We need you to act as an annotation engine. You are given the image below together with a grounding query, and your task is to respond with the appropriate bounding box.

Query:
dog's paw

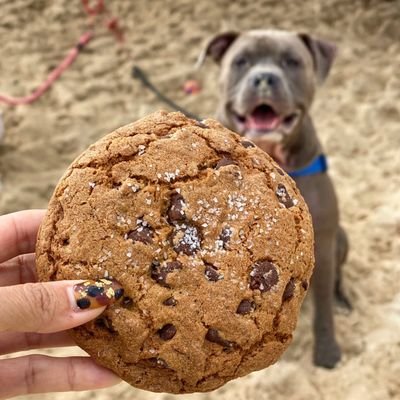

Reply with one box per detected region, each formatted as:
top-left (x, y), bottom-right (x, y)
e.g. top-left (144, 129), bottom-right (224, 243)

top-left (313, 340), bottom-right (341, 369)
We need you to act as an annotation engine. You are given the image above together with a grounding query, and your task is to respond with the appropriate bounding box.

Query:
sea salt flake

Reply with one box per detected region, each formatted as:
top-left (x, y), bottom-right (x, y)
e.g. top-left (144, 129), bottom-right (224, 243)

top-left (164, 172), bottom-right (177, 182)
top-left (88, 182), bottom-right (96, 188)
top-left (215, 239), bottom-right (224, 249)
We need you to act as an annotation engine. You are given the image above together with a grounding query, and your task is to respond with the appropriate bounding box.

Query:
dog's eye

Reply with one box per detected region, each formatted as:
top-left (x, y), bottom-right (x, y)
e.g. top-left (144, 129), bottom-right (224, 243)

top-left (283, 55), bottom-right (301, 68)
top-left (233, 56), bottom-right (249, 68)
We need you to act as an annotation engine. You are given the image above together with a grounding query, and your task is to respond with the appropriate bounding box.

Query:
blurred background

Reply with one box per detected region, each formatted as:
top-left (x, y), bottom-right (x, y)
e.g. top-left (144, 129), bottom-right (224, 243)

top-left (0, 0), bottom-right (399, 399)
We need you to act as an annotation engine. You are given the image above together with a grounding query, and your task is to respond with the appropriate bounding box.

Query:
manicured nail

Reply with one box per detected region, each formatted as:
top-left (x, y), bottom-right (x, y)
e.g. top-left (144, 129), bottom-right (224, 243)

top-left (73, 278), bottom-right (124, 310)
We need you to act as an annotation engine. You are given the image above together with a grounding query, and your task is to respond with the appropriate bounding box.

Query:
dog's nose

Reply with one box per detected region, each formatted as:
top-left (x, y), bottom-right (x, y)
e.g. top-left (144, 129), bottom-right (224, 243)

top-left (253, 73), bottom-right (279, 89)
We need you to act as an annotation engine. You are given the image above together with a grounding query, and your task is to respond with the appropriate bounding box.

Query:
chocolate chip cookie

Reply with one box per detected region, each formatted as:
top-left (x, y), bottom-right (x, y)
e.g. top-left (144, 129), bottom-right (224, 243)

top-left (36, 111), bottom-right (314, 393)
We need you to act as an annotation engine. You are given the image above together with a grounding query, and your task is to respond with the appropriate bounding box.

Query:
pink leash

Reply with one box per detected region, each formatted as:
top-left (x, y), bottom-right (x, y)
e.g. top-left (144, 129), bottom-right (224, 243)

top-left (0, 32), bottom-right (93, 106)
top-left (0, 0), bottom-right (123, 106)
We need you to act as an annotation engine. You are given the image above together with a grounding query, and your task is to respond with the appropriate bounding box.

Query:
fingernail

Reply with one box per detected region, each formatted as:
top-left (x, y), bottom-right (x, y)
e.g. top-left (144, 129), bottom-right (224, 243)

top-left (72, 278), bottom-right (124, 310)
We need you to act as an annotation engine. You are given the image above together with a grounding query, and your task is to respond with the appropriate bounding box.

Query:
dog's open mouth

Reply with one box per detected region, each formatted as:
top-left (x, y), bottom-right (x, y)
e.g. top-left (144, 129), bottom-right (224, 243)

top-left (234, 104), bottom-right (301, 134)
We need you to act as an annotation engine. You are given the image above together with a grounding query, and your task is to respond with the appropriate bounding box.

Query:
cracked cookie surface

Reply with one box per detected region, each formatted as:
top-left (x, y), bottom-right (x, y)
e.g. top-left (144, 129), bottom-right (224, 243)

top-left (36, 111), bottom-right (314, 394)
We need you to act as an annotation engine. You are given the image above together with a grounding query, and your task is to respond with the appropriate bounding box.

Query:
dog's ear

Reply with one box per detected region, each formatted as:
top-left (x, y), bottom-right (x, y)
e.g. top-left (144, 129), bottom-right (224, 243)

top-left (196, 31), bottom-right (240, 68)
top-left (298, 33), bottom-right (337, 84)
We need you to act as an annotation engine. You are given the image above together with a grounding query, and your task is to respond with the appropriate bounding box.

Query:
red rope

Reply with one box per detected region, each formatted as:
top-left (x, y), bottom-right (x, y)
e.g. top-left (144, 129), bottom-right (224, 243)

top-left (0, 0), bottom-right (122, 106)
top-left (0, 32), bottom-right (93, 106)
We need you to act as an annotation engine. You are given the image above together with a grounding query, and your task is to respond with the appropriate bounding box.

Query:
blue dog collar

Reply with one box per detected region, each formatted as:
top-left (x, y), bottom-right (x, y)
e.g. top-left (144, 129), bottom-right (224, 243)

top-left (288, 154), bottom-right (328, 178)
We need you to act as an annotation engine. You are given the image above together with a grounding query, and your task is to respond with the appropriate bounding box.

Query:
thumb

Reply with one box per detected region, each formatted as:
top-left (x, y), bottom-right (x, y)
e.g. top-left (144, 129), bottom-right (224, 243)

top-left (0, 279), bottom-right (124, 333)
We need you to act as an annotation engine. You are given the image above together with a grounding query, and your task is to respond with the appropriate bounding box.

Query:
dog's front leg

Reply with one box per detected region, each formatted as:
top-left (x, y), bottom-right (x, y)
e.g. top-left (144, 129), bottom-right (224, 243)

top-left (312, 231), bottom-right (341, 368)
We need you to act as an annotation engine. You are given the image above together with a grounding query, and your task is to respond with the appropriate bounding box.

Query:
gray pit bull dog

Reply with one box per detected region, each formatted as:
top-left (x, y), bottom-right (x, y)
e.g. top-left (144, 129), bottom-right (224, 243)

top-left (199, 30), bottom-right (351, 368)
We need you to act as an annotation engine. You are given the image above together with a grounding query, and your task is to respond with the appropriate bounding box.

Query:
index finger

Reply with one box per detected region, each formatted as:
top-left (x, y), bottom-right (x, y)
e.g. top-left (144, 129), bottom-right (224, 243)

top-left (0, 210), bottom-right (46, 263)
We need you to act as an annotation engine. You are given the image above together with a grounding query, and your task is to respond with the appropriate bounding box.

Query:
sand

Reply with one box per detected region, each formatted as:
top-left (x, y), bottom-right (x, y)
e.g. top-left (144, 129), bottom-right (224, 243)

top-left (0, 0), bottom-right (399, 399)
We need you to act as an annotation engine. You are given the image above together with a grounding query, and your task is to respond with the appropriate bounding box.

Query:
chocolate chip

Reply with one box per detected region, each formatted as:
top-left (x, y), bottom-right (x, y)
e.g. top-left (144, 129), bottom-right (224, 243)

top-left (76, 298), bottom-right (91, 309)
top-left (158, 324), bottom-right (177, 340)
top-left (147, 357), bottom-right (169, 368)
top-left (282, 278), bottom-right (295, 301)
top-left (204, 264), bottom-right (223, 282)
top-left (95, 317), bottom-right (116, 333)
top-left (167, 192), bottom-right (186, 224)
top-left (249, 260), bottom-right (279, 292)
top-left (276, 183), bottom-right (294, 208)
top-left (195, 121), bottom-right (209, 129)
top-left (301, 280), bottom-right (309, 290)
top-left (163, 297), bottom-right (177, 306)
top-left (121, 296), bottom-right (133, 308)
top-left (219, 227), bottom-right (232, 249)
top-left (62, 238), bottom-right (69, 246)
top-left (215, 157), bottom-right (237, 169)
top-left (95, 318), bottom-right (106, 328)
top-left (241, 140), bottom-right (255, 148)
top-left (205, 328), bottom-right (233, 349)
top-left (171, 225), bottom-right (202, 255)
top-left (276, 168), bottom-right (285, 176)
top-left (86, 285), bottom-right (104, 297)
top-left (128, 225), bottom-right (154, 244)
top-left (150, 260), bottom-right (165, 285)
top-left (151, 260), bottom-right (183, 287)
top-left (165, 261), bottom-right (183, 273)
top-left (236, 299), bottom-right (255, 315)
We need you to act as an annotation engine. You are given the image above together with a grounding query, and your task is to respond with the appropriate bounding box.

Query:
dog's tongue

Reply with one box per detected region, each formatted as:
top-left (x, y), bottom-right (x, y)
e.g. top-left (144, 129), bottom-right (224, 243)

top-left (246, 105), bottom-right (281, 131)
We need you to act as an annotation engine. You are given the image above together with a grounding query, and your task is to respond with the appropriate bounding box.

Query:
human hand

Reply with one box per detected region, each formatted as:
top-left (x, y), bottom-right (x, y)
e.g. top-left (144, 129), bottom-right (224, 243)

top-left (0, 210), bottom-right (122, 399)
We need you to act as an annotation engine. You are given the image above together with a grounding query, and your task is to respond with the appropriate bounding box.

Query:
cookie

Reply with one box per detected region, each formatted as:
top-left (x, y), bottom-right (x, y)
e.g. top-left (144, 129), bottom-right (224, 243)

top-left (36, 111), bottom-right (314, 393)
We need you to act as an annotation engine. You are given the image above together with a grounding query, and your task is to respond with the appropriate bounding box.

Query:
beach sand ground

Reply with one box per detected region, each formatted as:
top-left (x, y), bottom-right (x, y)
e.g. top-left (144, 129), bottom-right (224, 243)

top-left (0, 1), bottom-right (399, 399)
